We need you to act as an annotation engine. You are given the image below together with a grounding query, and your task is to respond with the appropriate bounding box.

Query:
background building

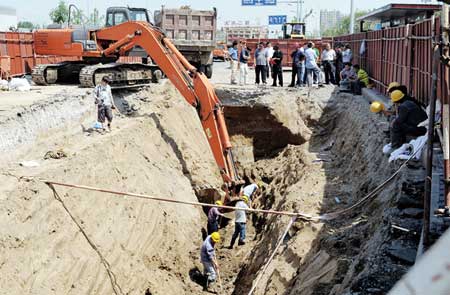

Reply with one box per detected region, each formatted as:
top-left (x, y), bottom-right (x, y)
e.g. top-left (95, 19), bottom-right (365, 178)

top-left (222, 21), bottom-right (269, 42)
top-left (0, 6), bottom-right (17, 31)
top-left (320, 9), bottom-right (344, 35)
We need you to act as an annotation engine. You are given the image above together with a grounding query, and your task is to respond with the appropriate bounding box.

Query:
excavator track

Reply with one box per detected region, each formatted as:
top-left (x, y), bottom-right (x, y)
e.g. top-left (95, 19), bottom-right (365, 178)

top-left (32, 62), bottom-right (162, 89)
top-left (79, 63), bottom-right (162, 89)
top-left (32, 64), bottom-right (61, 85)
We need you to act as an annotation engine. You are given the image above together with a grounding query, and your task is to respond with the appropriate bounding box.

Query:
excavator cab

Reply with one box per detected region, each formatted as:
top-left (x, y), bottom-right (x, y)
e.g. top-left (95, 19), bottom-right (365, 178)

top-left (105, 7), bottom-right (152, 27)
top-left (105, 7), bottom-right (154, 61)
top-left (282, 22), bottom-right (306, 39)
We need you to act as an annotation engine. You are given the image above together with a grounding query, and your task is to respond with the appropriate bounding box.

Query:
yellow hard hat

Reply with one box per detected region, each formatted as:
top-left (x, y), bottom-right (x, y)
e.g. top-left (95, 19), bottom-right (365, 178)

top-left (211, 232), bottom-right (221, 243)
top-left (387, 82), bottom-right (400, 93)
top-left (391, 90), bottom-right (405, 103)
top-left (257, 181), bottom-right (264, 188)
top-left (370, 101), bottom-right (385, 113)
top-left (242, 195), bottom-right (249, 203)
top-left (215, 200), bottom-right (223, 206)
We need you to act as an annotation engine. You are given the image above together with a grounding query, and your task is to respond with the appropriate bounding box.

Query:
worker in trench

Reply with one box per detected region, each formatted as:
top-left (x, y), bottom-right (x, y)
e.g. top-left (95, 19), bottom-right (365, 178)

top-left (371, 85), bottom-right (427, 151)
top-left (229, 195), bottom-right (250, 249)
top-left (240, 181), bottom-right (262, 201)
top-left (200, 232), bottom-right (221, 292)
top-left (207, 200), bottom-right (226, 235)
top-left (94, 76), bottom-right (117, 131)
top-left (389, 90), bottom-right (428, 149)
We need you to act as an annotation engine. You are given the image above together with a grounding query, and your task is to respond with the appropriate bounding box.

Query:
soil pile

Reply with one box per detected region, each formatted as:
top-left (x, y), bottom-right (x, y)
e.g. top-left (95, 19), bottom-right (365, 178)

top-left (0, 83), bottom-right (222, 294)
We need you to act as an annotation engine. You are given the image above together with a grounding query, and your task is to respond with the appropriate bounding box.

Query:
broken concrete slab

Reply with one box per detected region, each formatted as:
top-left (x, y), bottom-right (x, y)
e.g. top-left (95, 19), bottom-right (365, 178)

top-left (386, 243), bottom-right (416, 265)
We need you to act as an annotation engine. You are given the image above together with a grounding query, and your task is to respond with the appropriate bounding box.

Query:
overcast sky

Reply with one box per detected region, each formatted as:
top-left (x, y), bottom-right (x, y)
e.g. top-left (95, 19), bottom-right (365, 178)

top-left (8, 0), bottom-right (440, 30)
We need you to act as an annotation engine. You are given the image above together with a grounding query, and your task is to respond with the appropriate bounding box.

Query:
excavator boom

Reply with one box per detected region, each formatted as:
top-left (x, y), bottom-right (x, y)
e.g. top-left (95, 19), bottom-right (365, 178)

top-left (93, 21), bottom-right (239, 184)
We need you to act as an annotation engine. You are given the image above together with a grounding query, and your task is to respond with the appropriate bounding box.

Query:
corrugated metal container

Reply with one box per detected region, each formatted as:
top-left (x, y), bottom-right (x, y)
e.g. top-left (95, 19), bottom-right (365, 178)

top-left (0, 31), bottom-right (82, 76)
top-left (245, 38), bottom-right (332, 67)
top-left (0, 55), bottom-right (10, 78)
top-left (333, 16), bottom-right (448, 106)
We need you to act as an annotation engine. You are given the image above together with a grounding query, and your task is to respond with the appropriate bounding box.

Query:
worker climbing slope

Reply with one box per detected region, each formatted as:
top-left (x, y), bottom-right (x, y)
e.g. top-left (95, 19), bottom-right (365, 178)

top-left (241, 182), bottom-right (262, 201)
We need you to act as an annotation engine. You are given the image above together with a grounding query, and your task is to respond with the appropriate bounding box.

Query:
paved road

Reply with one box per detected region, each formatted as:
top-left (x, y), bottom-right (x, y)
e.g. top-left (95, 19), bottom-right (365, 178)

top-left (210, 60), bottom-right (296, 87)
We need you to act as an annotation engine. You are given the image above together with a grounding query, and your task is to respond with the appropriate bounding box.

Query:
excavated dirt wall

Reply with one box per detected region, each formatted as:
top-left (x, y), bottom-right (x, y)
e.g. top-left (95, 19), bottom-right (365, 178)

top-left (0, 84), bottom-right (222, 294)
top-left (0, 82), bottom-right (424, 295)
top-left (218, 90), bottom-right (424, 295)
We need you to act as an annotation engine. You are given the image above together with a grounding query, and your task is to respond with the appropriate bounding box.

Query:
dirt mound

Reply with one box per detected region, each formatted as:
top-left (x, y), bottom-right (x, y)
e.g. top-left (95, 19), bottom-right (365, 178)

top-left (0, 83), bottom-right (222, 294)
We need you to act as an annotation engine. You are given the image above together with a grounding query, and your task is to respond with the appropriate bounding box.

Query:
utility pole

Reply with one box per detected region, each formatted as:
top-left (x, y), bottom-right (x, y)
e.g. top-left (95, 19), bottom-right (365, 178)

top-left (350, 0), bottom-right (355, 33)
top-left (298, 0), bottom-right (304, 22)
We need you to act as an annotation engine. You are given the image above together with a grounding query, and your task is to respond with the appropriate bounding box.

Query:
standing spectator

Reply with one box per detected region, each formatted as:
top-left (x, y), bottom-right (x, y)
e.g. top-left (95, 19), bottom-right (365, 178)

top-left (304, 42), bottom-right (324, 87)
top-left (302, 43), bottom-right (309, 85)
top-left (296, 45), bottom-right (306, 87)
top-left (254, 42), bottom-right (268, 85)
top-left (312, 44), bottom-right (321, 84)
top-left (265, 42), bottom-right (274, 80)
top-left (335, 44), bottom-right (344, 85)
top-left (239, 41), bottom-right (250, 85)
top-left (288, 43), bottom-right (301, 87)
top-left (94, 76), bottom-right (117, 131)
top-left (321, 43), bottom-right (336, 84)
top-left (342, 44), bottom-right (353, 64)
top-left (271, 45), bottom-right (283, 87)
top-left (228, 41), bottom-right (239, 84)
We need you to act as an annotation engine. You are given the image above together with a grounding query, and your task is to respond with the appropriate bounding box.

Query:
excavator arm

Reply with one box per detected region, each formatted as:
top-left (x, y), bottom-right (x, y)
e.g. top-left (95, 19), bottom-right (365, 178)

top-left (93, 21), bottom-right (239, 185)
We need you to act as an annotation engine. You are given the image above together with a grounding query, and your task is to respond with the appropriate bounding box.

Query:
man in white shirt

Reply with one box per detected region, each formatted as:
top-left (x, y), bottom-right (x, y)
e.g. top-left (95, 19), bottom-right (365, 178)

top-left (342, 44), bottom-right (353, 64)
top-left (304, 42), bottom-right (324, 87)
top-left (229, 196), bottom-right (250, 249)
top-left (321, 43), bottom-right (337, 84)
top-left (265, 42), bottom-right (275, 80)
top-left (94, 76), bottom-right (117, 131)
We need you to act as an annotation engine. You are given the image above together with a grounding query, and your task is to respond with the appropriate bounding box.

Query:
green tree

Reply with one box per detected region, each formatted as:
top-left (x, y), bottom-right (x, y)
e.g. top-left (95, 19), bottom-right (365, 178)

top-left (49, 1), bottom-right (69, 24)
top-left (87, 8), bottom-right (105, 26)
top-left (71, 8), bottom-right (84, 25)
top-left (17, 21), bottom-right (38, 29)
top-left (322, 10), bottom-right (370, 37)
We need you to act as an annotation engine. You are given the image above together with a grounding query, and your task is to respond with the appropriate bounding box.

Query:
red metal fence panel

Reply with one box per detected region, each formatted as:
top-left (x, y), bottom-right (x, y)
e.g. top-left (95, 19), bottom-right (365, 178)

top-left (0, 31), bottom-right (82, 78)
top-left (333, 17), bottom-right (450, 106)
top-left (244, 38), bottom-right (332, 67)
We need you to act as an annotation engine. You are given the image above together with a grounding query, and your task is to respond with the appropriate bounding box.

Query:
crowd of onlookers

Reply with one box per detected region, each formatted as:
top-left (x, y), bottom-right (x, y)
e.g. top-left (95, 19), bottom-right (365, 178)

top-left (227, 41), bottom-right (369, 95)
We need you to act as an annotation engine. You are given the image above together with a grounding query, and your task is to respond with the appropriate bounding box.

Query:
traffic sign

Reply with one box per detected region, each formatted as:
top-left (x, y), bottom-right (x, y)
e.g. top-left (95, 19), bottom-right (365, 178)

top-left (242, 0), bottom-right (277, 6)
top-left (268, 15), bottom-right (287, 25)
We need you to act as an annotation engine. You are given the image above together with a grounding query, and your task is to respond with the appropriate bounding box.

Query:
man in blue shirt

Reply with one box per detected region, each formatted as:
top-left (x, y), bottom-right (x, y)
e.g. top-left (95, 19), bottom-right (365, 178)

top-left (200, 232), bottom-right (221, 291)
top-left (254, 42), bottom-right (268, 85)
top-left (228, 41), bottom-right (239, 84)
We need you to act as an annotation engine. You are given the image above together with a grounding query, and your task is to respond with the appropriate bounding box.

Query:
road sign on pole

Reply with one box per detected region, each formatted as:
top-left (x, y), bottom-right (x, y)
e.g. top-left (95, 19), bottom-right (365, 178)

top-left (242, 0), bottom-right (277, 6)
top-left (268, 15), bottom-right (287, 25)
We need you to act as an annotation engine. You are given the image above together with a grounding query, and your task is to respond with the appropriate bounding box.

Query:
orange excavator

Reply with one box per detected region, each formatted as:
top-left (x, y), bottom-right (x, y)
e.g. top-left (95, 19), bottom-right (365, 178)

top-left (33, 21), bottom-right (240, 187)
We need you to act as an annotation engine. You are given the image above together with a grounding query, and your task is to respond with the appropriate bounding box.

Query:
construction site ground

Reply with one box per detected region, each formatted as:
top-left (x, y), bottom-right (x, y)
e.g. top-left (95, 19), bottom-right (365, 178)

top-left (0, 62), bottom-right (425, 294)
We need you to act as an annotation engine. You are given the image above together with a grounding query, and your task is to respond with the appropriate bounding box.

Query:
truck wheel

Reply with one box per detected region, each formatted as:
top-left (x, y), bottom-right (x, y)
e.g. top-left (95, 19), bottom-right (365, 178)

top-left (205, 64), bottom-right (213, 79)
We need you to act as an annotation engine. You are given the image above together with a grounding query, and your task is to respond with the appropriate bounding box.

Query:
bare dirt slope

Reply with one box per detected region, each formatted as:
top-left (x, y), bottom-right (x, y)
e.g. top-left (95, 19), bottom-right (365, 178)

top-left (220, 90), bottom-right (423, 295)
top-left (0, 83), bottom-right (222, 294)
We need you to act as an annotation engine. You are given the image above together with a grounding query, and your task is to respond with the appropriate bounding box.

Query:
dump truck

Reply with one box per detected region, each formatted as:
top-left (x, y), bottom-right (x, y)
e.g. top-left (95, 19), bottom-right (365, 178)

top-left (154, 6), bottom-right (216, 78)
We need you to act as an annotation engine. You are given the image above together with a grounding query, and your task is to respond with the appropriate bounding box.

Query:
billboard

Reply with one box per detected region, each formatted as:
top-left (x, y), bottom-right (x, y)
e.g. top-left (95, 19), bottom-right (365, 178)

top-left (242, 0), bottom-right (277, 6)
top-left (268, 15), bottom-right (287, 25)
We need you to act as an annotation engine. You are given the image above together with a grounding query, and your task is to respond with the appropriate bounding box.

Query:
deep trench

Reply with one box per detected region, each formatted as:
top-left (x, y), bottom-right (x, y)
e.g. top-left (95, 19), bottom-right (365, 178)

top-left (210, 90), bottom-right (424, 295)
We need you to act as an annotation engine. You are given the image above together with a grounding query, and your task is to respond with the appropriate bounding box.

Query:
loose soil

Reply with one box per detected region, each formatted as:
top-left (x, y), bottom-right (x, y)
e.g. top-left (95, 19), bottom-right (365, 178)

top-left (0, 72), bottom-right (424, 294)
